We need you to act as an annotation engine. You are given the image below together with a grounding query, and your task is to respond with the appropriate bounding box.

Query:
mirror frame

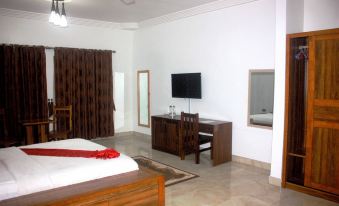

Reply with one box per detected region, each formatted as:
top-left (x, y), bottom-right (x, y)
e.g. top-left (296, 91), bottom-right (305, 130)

top-left (137, 70), bottom-right (150, 128)
top-left (247, 69), bottom-right (274, 129)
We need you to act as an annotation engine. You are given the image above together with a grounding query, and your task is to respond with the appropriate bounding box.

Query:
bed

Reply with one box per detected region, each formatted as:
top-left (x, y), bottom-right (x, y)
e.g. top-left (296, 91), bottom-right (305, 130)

top-left (0, 139), bottom-right (165, 206)
top-left (249, 113), bottom-right (273, 127)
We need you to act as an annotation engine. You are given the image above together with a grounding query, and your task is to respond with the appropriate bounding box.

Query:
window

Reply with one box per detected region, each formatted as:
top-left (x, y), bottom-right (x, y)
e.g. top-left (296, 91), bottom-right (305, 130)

top-left (114, 72), bottom-right (125, 130)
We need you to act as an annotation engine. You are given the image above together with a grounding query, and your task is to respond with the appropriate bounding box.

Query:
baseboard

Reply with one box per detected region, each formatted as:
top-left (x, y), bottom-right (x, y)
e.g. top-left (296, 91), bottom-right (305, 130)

top-left (232, 155), bottom-right (271, 170)
top-left (269, 176), bottom-right (281, 187)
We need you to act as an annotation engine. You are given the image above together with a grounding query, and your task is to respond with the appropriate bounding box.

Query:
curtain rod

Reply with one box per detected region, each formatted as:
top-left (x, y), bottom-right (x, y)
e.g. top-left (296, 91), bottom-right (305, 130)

top-left (45, 46), bottom-right (116, 53)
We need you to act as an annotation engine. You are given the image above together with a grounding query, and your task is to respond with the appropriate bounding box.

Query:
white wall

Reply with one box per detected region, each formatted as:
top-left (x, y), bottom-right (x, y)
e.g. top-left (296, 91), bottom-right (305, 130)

top-left (0, 16), bottom-right (135, 133)
top-left (286, 0), bottom-right (339, 34)
top-left (133, 0), bottom-right (276, 163)
top-left (270, 0), bottom-right (287, 183)
top-left (286, 0), bottom-right (304, 34)
top-left (304, 0), bottom-right (339, 31)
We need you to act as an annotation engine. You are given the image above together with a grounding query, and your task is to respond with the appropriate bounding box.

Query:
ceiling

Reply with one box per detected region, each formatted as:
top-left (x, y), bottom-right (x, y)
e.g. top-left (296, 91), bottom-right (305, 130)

top-left (0, 0), bottom-right (220, 23)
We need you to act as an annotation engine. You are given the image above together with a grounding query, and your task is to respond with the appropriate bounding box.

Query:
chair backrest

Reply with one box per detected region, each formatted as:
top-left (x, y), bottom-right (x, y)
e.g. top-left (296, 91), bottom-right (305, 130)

top-left (179, 112), bottom-right (199, 155)
top-left (52, 105), bottom-right (72, 133)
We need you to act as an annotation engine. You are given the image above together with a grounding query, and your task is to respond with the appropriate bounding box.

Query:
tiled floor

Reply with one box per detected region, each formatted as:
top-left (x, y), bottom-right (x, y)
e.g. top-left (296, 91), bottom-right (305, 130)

top-left (93, 134), bottom-right (337, 206)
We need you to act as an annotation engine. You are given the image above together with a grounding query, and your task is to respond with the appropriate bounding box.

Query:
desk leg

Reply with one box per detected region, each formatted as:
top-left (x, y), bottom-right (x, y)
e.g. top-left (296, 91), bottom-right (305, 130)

top-left (212, 123), bottom-right (232, 166)
top-left (211, 145), bottom-right (213, 159)
top-left (40, 124), bottom-right (47, 143)
top-left (26, 126), bottom-right (34, 145)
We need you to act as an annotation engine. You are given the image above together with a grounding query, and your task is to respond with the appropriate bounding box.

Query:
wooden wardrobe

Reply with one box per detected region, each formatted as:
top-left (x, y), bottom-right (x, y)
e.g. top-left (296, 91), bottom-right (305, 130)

top-left (282, 28), bottom-right (339, 202)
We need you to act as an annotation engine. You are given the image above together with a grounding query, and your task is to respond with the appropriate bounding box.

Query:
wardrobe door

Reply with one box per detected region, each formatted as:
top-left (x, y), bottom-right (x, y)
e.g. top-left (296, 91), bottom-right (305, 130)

top-left (305, 33), bottom-right (339, 195)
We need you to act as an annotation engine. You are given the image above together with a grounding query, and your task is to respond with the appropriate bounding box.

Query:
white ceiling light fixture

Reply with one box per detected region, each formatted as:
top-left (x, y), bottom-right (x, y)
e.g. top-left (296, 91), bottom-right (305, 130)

top-left (49, 0), bottom-right (67, 27)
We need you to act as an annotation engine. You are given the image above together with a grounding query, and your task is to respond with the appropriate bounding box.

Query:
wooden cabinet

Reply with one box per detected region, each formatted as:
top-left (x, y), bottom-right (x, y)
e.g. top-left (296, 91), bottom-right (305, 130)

top-left (152, 117), bottom-right (165, 150)
top-left (151, 115), bottom-right (232, 166)
top-left (152, 116), bottom-right (179, 155)
top-left (305, 32), bottom-right (339, 195)
top-left (283, 28), bottom-right (339, 202)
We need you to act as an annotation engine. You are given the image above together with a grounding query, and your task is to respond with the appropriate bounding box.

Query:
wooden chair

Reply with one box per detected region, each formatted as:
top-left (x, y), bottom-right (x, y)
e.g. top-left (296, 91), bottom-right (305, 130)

top-left (48, 105), bottom-right (72, 141)
top-left (0, 108), bottom-right (21, 147)
top-left (179, 112), bottom-right (213, 164)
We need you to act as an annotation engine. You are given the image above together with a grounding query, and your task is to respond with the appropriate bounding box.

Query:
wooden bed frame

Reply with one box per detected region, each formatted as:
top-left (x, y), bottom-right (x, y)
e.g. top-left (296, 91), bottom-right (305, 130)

top-left (0, 168), bottom-right (165, 206)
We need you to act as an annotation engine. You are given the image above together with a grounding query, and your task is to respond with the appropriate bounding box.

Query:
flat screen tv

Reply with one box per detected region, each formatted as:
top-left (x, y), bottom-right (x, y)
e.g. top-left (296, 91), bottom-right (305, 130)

top-left (171, 73), bottom-right (201, 99)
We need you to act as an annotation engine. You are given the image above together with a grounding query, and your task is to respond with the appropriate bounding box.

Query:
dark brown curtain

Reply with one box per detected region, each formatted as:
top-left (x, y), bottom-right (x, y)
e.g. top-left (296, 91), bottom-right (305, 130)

top-left (0, 44), bottom-right (48, 143)
top-left (54, 48), bottom-right (115, 139)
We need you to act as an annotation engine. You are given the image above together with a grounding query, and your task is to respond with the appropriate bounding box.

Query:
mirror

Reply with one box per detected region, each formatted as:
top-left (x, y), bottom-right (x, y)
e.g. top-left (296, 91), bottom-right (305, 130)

top-left (248, 70), bottom-right (274, 128)
top-left (137, 70), bottom-right (150, 127)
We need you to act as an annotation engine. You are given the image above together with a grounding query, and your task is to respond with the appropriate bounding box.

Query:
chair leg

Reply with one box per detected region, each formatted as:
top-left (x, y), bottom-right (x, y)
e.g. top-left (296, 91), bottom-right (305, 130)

top-left (180, 150), bottom-right (185, 160)
top-left (195, 150), bottom-right (200, 164)
top-left (211, 145), bottom-right (213, 160)
top-left (210, 139), bottom-right (213, 160)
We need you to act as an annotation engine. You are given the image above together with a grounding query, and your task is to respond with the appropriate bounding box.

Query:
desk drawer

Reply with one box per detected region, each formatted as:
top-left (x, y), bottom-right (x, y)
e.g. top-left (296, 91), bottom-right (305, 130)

top-left (199, 123), bottom-right (213, 134)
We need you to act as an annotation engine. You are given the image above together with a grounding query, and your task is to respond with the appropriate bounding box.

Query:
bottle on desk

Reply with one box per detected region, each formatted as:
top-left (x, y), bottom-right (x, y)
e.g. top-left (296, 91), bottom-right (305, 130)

top-left (168, 105), bottom-right (176, 118)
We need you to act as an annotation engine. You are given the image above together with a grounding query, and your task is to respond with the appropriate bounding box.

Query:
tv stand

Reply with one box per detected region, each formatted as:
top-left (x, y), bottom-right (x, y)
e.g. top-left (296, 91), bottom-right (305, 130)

top-left (151, 115), bottom-right (232, 166)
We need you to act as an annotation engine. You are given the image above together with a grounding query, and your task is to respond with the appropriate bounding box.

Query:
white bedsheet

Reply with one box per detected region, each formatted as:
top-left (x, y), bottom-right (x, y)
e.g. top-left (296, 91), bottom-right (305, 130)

top-left (0, 160), bottom-right (18, 200)
top-left (0, 138), bottom-right (139, 201)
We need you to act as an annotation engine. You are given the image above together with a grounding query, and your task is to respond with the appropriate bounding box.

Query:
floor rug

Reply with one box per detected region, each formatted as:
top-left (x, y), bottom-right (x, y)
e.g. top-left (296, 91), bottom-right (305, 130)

top-left (133, 156), bottom-right (198, 187)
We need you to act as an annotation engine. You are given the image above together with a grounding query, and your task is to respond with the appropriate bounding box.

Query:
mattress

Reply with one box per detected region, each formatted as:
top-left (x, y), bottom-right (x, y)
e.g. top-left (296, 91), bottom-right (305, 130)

top-left (0, 138), bottom-right (139, 201)
top-left (0, 161), bottom-right (17, 200)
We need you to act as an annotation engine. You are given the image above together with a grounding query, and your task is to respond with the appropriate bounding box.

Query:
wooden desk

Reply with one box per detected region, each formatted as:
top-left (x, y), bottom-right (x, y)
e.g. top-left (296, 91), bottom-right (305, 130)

top-left (21, 119), bottom-right (49, 145)
top-left (151, 115), bottom-right (232, 166)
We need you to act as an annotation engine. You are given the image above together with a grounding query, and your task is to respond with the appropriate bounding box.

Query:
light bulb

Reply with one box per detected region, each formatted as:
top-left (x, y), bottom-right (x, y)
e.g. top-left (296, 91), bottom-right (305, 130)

top-left (60, 15), bottom-right (68, 27)
top-left (49, 11), bottom-right (56, 23)
top-left (54, 13), bottom-right (61, 25)
top-left (53, 0), bottom-right (61, 25)
top-left (49, 0), bottom-right (56, 23)
top-left (60, 2), bottom-right (67, 27)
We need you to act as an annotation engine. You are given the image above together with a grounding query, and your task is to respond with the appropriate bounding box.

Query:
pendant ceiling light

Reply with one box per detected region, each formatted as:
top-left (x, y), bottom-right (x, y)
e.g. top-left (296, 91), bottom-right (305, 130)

top-left (60, 2), bottom-right (68, 27)
top-left (49, 0), bottom-right (68, 27)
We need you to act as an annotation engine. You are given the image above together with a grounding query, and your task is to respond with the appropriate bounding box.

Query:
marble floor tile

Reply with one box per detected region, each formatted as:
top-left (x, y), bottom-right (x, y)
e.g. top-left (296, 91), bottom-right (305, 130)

top-left (93, 134), bottom-right (337, 206)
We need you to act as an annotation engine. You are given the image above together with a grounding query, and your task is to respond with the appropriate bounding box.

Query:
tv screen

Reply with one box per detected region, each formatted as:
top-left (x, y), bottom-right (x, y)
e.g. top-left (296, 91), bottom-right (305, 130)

top-left (171, 73), bottom-right (201, 99)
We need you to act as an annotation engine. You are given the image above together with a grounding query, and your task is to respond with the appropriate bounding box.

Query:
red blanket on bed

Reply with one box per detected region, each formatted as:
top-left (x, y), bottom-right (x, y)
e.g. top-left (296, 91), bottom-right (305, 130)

top-left (20, 148), bottom-right (120, 159)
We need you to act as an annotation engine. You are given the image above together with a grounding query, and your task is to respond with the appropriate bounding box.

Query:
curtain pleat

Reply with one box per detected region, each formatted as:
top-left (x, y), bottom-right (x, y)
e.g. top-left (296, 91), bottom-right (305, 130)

top-left (0, 44), bottom-right (48, 143)
top-left (54, 48), bottom-right (114, 139)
